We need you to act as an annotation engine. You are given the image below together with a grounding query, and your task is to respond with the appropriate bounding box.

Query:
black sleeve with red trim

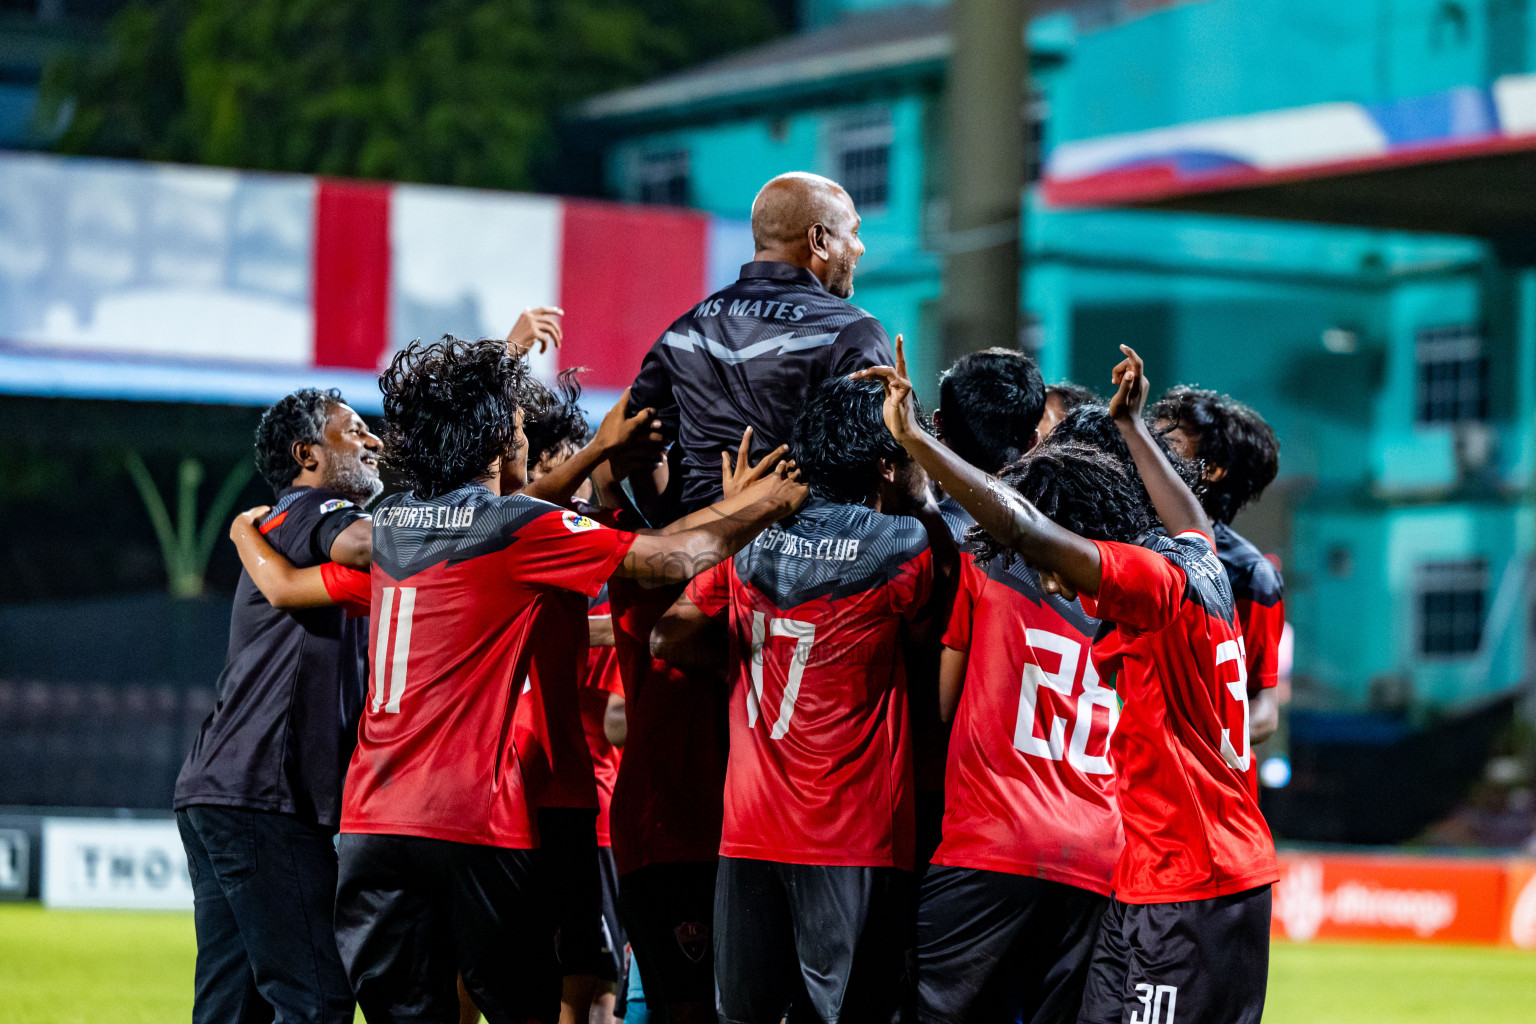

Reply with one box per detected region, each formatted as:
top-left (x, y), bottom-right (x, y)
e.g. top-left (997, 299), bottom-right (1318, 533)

top-left (260, 489), bottom-right (369, 568)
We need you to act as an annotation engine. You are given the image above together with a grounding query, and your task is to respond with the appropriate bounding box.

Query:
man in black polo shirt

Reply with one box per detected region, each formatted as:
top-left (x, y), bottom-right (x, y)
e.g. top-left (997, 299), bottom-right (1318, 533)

top-left (628, 171), bottom-right (894, 515)
top-left (174, 387), bottom-right (379, 1024)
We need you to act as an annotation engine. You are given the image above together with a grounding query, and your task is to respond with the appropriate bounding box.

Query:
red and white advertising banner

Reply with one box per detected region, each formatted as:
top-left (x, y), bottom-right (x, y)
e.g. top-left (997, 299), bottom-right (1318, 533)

top-left (0, 152), bottom-right (752, 409)
top-left (1272, 850), bottom-right (1536, 947)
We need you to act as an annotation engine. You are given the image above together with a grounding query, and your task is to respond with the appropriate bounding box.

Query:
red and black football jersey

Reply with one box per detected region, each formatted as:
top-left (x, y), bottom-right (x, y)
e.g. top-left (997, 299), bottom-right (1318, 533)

top-left (687, 498), bottom-right (931, 869)
top-left (935, 552), bottom-right (1123, 895)
top-left (607, 577), bottom-right (727, 875)
top-left (581, 584), bottom-right (624, 848)
top-left (1080, 531), bottom-right (1278, 904)
top-left (322, 560), bottom-right (371, 616)
top-left (1214, 521), bottom-right (1285, 796)
top-left (509, 583), bottom-right (600, 815)
top-left (1214, 522), bottom-right (1284, 696)
top-left (340, 484), bottom-right (634, 849)
top-left (909, 495), bottom-right (978, 799)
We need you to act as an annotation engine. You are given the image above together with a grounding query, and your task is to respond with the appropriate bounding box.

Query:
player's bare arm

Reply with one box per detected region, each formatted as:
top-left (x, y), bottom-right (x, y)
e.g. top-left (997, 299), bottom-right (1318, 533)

top-left (328, 518), bottom-right (372, 569)
top-left (853, 335), bottom-right (1102, 596)
top-left (1250, 687), bottom-right (1280, 744)
top-left (650, 591), bottom-right (727, 670)
top-left (1108, 345), bottom-right (1211, 540)
top-left (618, 465), bottom-right (807, 586)
top-left (229, 507), bottom-right (336, 609)
top-left (589, 613), bottom-right (615, 648)
top-left (937, 646), bottom-right (967, 724)
top-left (522, 387), bottom-right (666, 506)
top-left (602, 693), bottom-right (627, 748)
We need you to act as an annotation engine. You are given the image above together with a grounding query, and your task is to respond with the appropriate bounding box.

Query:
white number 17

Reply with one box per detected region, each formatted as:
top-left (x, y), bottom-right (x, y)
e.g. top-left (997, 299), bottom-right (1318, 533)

top-left (748, 612), bottom-right (816, 740)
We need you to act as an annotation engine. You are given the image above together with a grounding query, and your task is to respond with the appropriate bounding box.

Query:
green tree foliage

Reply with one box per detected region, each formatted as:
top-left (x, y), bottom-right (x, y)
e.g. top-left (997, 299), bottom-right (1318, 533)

top-left (40, 0), bottom-right (780, 190)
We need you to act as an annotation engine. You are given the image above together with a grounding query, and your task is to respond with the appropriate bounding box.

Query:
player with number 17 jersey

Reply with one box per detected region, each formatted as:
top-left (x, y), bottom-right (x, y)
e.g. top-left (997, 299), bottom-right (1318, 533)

top-left (677, 494), bottom-right (930, 1024)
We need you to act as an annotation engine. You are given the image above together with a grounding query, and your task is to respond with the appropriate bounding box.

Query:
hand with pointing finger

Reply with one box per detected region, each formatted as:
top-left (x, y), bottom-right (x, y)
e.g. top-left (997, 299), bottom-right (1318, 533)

top-left (849, 334), bottom-right (923, 445)
top-left (1108, 344), bottom-right (1150, 425)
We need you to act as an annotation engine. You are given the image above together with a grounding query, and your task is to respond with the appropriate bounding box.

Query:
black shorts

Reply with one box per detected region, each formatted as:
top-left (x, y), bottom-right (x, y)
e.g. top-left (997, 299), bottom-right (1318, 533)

top-left (714, 856), bottom-right (911, 1024)
top-left (1078, 885), bottom-right (1271, 1024)
top-left (619, 860), bottom-right (717, 1011)
top-left (915, 865), bottom-right (1107, 1024)
top-left (334, 833), bottom-right (560, 1024)
top-left (538, 808), bottom-right (609, 979)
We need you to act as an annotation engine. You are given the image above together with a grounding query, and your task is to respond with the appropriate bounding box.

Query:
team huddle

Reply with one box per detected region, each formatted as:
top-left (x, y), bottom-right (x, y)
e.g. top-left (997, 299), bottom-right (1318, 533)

top-left (173, 173), bottom-right (1285, 1024)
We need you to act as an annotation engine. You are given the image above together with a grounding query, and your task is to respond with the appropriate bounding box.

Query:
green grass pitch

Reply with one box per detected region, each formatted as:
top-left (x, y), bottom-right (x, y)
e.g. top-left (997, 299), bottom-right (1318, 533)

top-left (0, 902), bottom-right (1532, 1023)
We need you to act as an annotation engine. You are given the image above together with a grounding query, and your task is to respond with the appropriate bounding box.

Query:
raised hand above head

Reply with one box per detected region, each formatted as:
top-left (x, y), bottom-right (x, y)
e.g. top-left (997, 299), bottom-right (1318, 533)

top-left (505, 305), bottom-right (565, 356)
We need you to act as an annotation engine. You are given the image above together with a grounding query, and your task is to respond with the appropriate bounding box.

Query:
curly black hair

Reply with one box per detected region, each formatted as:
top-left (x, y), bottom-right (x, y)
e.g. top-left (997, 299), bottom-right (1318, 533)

top-left (523, 367), bottom-right (593, 469)
top-left (253, 387), bottom-right (346, 495)
top-left (379, 336), bottom-right (542, 499)
top-left (938, 348), bottom-right (1046, 474)
top-left (968, 439), bottom-right (1157, 567)
top-left (1150, 386), bottom-right (1280, 524)
top-left (790, 375), bottom-right (921, 505)
top-left (1051, 403), bottom-right (1203, 498)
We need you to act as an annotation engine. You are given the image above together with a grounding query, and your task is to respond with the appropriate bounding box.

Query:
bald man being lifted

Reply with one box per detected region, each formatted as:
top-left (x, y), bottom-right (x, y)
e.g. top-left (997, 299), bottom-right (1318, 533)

top-left (612, 174), bottom-right (892, 1024)
top-left (627, 171), bottom-right (895, 515)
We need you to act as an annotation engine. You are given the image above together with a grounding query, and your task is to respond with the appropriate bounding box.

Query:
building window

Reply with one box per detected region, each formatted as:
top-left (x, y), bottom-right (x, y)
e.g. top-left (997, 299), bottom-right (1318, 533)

top-left (1417, 559), bottom-right (1487, 656)
top-left (634, 149), bottom-right (690, 207)
top-left (1025, 90), bottom-right (1049, 184)
top-left (1415, 325), bottom-right (1486, 424)
top-left (830, 107), bottom-right (892, 212)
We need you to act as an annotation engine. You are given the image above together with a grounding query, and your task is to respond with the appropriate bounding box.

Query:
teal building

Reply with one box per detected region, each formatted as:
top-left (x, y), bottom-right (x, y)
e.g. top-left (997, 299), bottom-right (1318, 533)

top-left (577, 0), bottom-right (1536, 716)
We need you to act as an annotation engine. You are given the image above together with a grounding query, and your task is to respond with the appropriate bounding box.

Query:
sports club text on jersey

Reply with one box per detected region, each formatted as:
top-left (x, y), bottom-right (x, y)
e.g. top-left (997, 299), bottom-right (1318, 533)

top-left (374, 504), bottom-right (476, 529)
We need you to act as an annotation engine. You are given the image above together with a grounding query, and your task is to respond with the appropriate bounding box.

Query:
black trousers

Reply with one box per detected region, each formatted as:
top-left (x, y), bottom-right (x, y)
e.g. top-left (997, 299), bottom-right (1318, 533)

top-left (714, 857), bottom-right (911, 1024)
top-left (334, 833), bottom-right (560, 1024)
top-left (176, 806), bottom-right (355, 1024)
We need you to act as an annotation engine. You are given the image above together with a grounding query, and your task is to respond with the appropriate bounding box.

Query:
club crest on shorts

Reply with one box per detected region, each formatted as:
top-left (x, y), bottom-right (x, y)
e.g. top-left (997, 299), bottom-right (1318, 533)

top-left (673, 920), bottom-right (709, 963)
top-left (319, 498), bottom-right (354, 515)
top-left (562, 510), bottom-right (600, 533)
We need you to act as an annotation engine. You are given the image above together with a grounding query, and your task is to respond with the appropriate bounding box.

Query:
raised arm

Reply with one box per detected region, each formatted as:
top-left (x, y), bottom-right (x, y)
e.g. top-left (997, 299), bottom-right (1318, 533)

top-left (1108, 345), bottom-right (1210, 539)
top-left (617, 465), bottom-right (806, 587)
top-left (852, 337), bottom-right (1103, 596)
top-left (522, 387), bottom-right (666, 507)
top-left (649, 427), bottom-right (789, 536)
top-left (230, 508), bottom-right (338, 609)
